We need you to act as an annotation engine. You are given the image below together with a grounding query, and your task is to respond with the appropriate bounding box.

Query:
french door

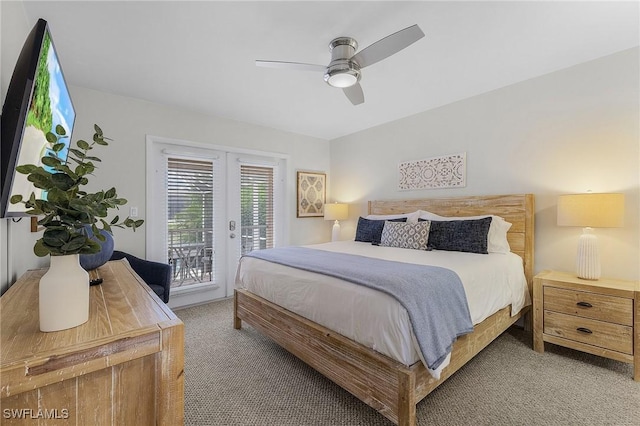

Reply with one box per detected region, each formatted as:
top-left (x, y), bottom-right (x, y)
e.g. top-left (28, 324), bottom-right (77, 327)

top-left (146, 137), bottom-right (287, 308)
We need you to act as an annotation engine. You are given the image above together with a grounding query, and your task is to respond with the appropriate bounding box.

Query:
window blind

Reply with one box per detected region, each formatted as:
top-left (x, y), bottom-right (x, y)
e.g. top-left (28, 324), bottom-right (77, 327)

top-left (166, 157), bottom-right (216, 287)
top-left (240, 164), bottom-right (274, 255)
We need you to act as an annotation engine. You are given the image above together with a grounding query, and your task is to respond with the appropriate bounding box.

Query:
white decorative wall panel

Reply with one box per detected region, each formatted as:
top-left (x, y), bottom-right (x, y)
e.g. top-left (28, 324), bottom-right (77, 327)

top-left (398, 152), bottom-right (466, 190)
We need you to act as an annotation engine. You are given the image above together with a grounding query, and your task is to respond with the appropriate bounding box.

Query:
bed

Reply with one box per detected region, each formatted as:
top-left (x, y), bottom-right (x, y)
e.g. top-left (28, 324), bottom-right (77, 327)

top-left (234, 194), bottom-right (534, 426)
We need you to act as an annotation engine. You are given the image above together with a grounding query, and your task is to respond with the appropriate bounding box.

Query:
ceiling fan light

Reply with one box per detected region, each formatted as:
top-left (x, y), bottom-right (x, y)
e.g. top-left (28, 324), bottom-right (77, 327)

top-left (327, 71), bottom-right (358, 88)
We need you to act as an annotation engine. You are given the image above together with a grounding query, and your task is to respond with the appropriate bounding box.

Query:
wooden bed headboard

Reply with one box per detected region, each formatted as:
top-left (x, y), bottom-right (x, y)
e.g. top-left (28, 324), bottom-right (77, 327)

top-left (368, 194), bottom-right (535, 289)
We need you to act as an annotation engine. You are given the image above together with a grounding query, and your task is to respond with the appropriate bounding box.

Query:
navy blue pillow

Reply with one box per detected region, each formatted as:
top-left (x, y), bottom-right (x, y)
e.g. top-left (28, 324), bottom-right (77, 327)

top-left (355, 217), bottom-right (407, 245)
top-left (426, 217), bottom-right (492, 254)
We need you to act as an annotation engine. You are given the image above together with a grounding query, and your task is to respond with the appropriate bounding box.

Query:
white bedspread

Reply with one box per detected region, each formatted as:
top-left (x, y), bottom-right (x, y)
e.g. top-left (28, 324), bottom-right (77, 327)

top-left (235, 241), bottom-right (530, 377)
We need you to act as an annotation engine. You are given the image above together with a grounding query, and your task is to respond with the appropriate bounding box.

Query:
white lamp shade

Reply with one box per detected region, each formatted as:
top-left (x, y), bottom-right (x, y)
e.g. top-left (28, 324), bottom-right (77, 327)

top-left (557, 193), bottom-right (624, 280)
top-left (324, 203), bottom-right (348, 221)
top-left (557, 193), bottom-right (624, 228)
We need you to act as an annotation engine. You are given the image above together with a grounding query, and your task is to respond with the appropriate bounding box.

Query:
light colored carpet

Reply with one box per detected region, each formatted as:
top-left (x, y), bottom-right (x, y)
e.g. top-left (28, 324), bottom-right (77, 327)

top-left (176, 299), bottom-right (639, 425)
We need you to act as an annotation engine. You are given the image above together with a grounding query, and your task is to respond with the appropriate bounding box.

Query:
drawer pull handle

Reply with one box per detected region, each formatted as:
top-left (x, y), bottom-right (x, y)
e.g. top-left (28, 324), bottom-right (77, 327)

top-left (576, 327), bottom-right (593, 334)
top-left (576, 301), bottom-right (593, 308)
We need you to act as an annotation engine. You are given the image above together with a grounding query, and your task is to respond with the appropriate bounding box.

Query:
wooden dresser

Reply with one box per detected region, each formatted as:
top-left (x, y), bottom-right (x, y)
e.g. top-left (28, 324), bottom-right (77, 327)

top-left (533, 270), bottom-right (639, 381)
top-left (1, 259), bottom-right (184, 425)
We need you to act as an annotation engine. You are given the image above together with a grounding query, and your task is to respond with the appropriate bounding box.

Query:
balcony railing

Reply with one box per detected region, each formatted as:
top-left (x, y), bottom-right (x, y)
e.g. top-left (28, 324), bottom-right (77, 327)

top-left (168, 228), bottom-right (213, 288)
top-left (241, 224), bottom-right (269, 255)
top-left (167, 225), bottom-right (270, 288)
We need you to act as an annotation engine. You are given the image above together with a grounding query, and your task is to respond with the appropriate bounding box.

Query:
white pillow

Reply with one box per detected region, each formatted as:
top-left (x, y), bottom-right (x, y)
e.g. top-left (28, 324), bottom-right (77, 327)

top-left (366, 210), bottom-right (420, 224)
top-left (418, 210), bottom-right (512, 253)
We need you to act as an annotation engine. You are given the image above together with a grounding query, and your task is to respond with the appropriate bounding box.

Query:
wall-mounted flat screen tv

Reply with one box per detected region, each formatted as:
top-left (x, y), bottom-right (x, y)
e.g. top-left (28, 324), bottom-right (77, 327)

top-left (1, 18), bottom-right (75, 218)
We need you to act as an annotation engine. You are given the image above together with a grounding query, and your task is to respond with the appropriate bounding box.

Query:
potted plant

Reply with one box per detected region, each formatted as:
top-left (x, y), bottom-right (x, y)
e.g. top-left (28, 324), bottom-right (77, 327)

top-left (11, 124), bottom-right (143, 332)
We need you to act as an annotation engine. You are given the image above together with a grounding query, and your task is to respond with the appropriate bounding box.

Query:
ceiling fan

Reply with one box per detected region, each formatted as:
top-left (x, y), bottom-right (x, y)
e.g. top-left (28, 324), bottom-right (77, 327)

top-left (256, 24), bottom-right (425, 106)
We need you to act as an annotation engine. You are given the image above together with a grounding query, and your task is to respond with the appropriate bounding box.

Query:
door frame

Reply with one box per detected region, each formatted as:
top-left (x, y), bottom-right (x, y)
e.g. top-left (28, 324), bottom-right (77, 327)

top-left (145, 135), bottom-right (290, 309)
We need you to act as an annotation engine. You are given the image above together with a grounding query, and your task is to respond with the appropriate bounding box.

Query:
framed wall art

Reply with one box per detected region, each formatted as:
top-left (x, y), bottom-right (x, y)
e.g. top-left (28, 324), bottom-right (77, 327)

top-left (398, 152), bottom-right (466, 190)
top-left (296, 171), bottom-right (326, 217)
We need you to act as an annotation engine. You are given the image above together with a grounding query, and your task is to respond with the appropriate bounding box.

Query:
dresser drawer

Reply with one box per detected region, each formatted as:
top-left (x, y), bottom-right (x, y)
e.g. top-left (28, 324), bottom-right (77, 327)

top-left (543, 286), bottom-right (633, 326)
top-left (543, 310), bottom-right (633, 354)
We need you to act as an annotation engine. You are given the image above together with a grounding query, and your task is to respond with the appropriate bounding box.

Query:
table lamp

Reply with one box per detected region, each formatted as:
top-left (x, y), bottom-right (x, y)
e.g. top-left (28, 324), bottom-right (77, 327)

top-left (557, 193), bottom-right (624, 280)
top-left (324, 203), bottom-right (348, 242)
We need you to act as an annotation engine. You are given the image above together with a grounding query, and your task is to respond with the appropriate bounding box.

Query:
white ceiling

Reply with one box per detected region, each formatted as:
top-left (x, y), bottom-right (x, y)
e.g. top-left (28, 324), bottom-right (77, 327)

top-left (20, 1), bottom-right (640, 141)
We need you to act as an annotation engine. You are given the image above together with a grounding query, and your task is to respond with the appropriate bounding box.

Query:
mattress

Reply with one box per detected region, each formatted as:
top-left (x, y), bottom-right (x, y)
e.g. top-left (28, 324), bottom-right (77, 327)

top-left (235, 240), bottom-right (530, 377)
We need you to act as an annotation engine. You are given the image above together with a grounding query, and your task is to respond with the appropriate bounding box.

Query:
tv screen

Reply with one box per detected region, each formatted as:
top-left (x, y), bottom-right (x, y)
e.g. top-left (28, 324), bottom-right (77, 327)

top-left (0, 18), bottom-right (75, 218)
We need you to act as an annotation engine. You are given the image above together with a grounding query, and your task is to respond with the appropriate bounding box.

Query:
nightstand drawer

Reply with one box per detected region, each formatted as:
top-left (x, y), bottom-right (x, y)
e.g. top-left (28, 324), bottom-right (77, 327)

top-left (544, 310), bottom-right (633, 354)
top-left (543, 286), bottom-right (633, 326)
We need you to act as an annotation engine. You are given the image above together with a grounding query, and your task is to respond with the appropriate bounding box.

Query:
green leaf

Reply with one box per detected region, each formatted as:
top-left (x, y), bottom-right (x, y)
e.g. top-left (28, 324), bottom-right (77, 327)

top-left (10, 195), bottom-right (23, 203)
top-left (110, 215), bottom-right (120, 224)
top-left (105, 188), bottom-right (116, 199)
top-left (57, 165), bottom-right (78, 180)
top-left (34, 239), bottom-right (50, 257)
top-left (69, 148), bottom-right (86, 158)
top-left (80, 239), bottom-right (101, 254)
top-left (55, 124), bottom-right (66, 136)
top-left (41, 156), bottom-right (62, 167)
top-left (42, 228), bottom-right (71, 247)
top-left (77, 140), bottom-right (90, 150)
top-left (44, 188), bottom-right (67, 204)
top-left (68, 199), bottom-right (93, 213)
top-left (15, 164), bottom-right (39, 174)
top-left (46, 132), bottom-right (58, 144)
top-left (61, 235), bottom-right (87, 252)
top-left (75, 165), bottom-right (87, 176)
top-left (52, 143), bottom-right (66, 152)
top-left (100, 219), bottom-right (113, 233)
top-left (27, 174), bottom-right (53, 190)
top-left (50, 173), bottom-right (75, 191)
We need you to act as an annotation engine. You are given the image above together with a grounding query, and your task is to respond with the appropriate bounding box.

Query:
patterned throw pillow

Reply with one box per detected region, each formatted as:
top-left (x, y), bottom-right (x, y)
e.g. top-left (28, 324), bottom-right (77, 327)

top-left (380, 221), bottom-right (431, 250)
top-left (355, 217), bottom-right (407, 245)
top-left (426, 217), bottom-right (492, 254)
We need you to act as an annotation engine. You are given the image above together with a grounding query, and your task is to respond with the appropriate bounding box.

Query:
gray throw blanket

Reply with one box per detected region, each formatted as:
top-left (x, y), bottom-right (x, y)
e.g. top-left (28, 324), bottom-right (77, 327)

top-left (245, 246), bottom-right (473, 370)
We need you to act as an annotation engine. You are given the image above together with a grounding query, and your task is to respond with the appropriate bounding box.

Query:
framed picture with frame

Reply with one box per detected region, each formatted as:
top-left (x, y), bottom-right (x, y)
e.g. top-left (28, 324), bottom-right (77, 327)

top-left (296, 171), bottom-right (326, 218)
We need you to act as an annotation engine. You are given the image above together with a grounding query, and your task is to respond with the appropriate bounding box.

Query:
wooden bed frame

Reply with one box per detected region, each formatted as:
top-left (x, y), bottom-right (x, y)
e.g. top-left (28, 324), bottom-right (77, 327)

top-left (234, 194), bottom-right (534, 426)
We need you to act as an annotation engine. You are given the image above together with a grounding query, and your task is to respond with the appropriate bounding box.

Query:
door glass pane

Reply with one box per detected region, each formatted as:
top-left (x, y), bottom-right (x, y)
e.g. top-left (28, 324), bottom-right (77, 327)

top-left (167, 157), bottom-right (214, 288)
top-left (240, 164), bottom-right (274, 254)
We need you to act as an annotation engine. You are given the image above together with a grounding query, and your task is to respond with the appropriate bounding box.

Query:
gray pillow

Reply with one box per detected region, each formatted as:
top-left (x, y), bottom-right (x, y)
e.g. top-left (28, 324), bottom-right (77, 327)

top-left (426, 217), bottom-right (492, 254)
top-left (380, 221), bottom-right (431, 250)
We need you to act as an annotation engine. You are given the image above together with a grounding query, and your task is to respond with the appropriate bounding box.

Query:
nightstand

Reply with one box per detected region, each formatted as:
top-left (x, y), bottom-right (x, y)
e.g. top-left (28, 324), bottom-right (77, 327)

top-left (533, 270), bottom-right (639, 381)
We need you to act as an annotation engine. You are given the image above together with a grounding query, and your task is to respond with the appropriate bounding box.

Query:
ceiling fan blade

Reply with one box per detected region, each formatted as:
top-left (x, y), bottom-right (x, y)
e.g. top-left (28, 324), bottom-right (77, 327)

top-left (352, 24), bottom-right (425, 69)
top-left (255, 60), bottom-right (326, 72)
top-left (343, 83), bottom-right (364, 105)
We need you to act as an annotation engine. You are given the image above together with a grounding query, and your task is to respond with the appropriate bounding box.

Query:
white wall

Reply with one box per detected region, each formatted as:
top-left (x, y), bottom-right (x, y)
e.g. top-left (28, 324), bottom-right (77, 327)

top-left (2, 0), bottom-right (638, 292)
top-left (1, 2), bottom-right (331, 292)
top-left (0, 83), bottom-right (331, 290)
top-left (330, 48), bottom-right (639, 281)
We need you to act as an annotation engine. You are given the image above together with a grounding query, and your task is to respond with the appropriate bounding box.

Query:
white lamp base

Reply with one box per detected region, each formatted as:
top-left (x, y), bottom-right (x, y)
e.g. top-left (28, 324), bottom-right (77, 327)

top-left (576, 227), bottom-right (601, 280)
top-left (331, 220), bottom-right (341, 242)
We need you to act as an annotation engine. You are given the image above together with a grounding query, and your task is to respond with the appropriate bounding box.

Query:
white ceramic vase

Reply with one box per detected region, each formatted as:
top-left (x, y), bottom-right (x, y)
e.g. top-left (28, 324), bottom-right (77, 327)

top-left (39, 254), bottom-right (90, 332)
